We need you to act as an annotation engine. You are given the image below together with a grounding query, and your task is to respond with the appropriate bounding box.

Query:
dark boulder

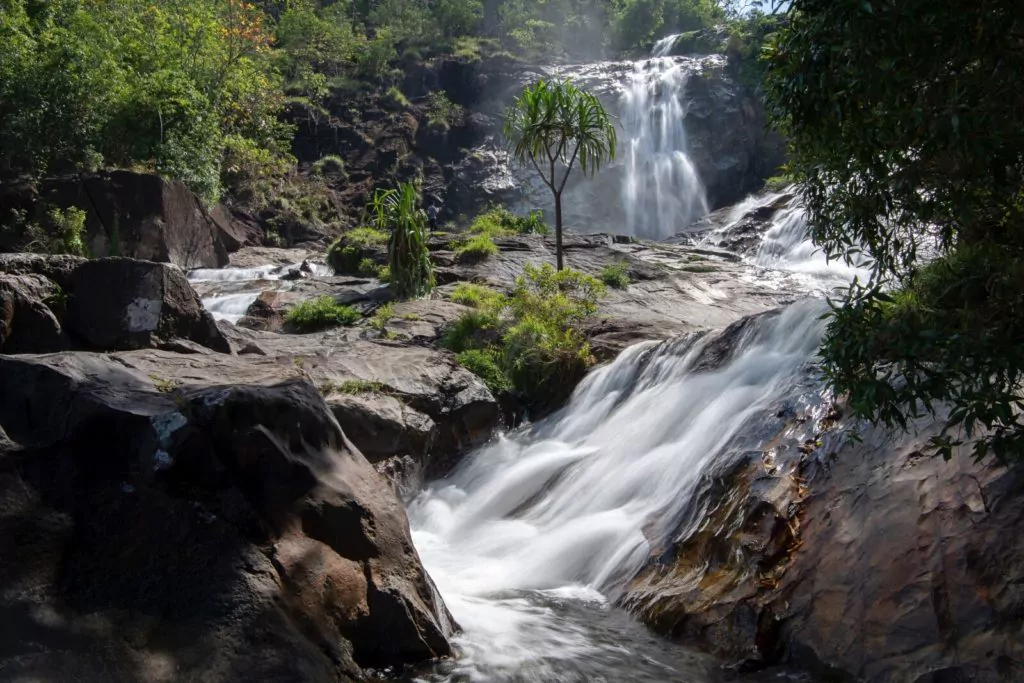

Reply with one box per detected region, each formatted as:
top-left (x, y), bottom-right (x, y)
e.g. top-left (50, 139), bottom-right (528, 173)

top-left (0, 273), bottom-right (68, 353)
top-left (0, 352), bottom-right (454, 681)
top-left (0, 254), bottom-right (229, 354)
top-left (620, 314), bottom-right (1024, 681)
top-left (0, 171), bottom-right (229, 269)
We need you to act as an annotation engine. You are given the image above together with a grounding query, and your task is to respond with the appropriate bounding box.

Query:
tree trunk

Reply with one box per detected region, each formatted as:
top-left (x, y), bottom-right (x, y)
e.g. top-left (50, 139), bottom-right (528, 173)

top-left (554, 191), bottom-right (564, 271)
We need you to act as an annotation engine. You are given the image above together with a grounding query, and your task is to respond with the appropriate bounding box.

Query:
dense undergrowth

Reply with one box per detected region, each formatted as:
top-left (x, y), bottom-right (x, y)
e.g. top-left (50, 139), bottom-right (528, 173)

top-left (443, 265), bottom-right (606, 408)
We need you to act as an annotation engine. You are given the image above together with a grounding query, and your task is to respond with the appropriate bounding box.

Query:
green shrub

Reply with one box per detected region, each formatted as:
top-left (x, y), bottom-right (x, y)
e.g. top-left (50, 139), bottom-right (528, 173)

top-left (455, 233), bottom-right (499, 260)
top-left (48, 207), bottom-right (89, 256)
top-left (468, 206), bottom-right (548, 237)
top-left (312, 154), bottom-right (346, 177)
top-left (456, 349), bottom-right (512, 394)
top-left (384, 85), bottom-right (411, 108)
top-left (425, 90), bottom-right (464, 128)
top-left (370, 302), bottom-right (395, 330)
top-left (327, 227), bottom-right (388, 275)
top-left (450, 282), bottom-right (504, 308)
top-left (285, 296), bottom-right (362, 332)
top-left (441, 263), bottom-right (605, 403)
top-left (600, 262), bottom-right (631, 289)
top-left (377, 265), bottom-right (392, 282)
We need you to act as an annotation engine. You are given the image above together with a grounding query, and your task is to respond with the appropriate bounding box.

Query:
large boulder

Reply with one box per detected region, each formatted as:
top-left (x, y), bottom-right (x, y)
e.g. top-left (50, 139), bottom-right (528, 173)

top-left (0, 352), bottom-right (454, 681)
top-left (0, 171), bottom-right (228, 269)
top-left (0, 273), bottom-right (68, 352)
top-left (619, 314), bottom-right (1024, 682)
top-left (0, 254), bottom-right (229, 354)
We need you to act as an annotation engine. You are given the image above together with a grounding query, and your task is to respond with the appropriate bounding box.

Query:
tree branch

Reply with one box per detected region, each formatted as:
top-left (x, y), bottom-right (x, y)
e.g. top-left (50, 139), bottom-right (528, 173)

top-left (558, 142), bottom-right (581, 193)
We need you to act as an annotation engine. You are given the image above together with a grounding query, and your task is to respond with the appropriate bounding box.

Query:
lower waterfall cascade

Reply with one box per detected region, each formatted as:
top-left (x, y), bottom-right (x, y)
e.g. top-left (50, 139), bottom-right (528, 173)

top-left (405, 201), bottom-right (848, 682)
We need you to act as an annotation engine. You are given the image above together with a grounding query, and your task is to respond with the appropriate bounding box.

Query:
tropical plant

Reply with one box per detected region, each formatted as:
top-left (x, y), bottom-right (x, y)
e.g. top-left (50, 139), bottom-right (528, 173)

top-left (441, 264), bottom-right (606, 406)
top-left (503, 79), bottom-right (616, 270)
top-left (360, 183), bottom-right (434, 298)
top-left (766, 0), bottom-right (1024, 462)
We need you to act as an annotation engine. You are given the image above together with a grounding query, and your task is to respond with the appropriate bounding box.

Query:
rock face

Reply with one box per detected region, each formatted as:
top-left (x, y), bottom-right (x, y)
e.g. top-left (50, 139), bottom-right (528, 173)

top-left (0, 171), bottom-right (229, 269)
top-left (0, 352), bottom-right (454, 681)
top-left (620, 315), bottom-right (1024, 682)
top-left (0, 254), bottom-right (229, 354)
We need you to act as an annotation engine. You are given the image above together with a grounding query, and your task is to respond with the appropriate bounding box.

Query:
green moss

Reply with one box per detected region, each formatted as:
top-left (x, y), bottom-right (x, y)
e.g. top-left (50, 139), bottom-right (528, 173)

top-left (327, 227), bottom-right (388, 275)
top-left (681, 264), bottom-right (717, 273)
top-left (284, 296), bottom-right (362, 332)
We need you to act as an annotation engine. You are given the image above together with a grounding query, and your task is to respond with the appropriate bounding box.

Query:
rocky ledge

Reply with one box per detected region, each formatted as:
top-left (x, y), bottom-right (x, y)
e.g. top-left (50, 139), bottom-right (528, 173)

top-left (619, 313), bottom-right (1024, 683)
top-left (0, 257), bottom-right (456, 681)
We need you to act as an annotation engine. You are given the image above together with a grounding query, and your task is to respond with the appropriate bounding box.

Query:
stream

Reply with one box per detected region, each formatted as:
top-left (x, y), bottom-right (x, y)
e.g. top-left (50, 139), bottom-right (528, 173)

top-left (190, 44), bottom-right (858, 683)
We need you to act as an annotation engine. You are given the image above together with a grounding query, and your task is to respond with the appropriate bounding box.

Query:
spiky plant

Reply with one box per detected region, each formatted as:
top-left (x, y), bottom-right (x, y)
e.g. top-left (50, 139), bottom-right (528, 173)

top-left (364, 182), bottom-right (434, 298)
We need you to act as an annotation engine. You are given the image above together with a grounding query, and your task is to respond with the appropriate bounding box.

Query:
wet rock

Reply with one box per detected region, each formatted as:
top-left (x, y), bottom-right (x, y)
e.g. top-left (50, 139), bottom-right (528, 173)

top-left (623, 381), bottom-right (1024, 681)
top-left (0, 254), bottom-right (229, 354)
top-left (0, 352), bottom-right (454, 681)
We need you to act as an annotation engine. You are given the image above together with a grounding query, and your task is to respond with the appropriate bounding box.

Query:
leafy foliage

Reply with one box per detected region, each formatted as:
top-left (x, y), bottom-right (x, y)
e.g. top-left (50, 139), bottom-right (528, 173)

top-left (455, 233), bottom-right (499, 260)
top-left (599, 262), bottom-right (631, 289)
top-left (441, 264), bottom-right (605, 406)
top-left (469, 206), bottom-right (548, 236)
top-left (425, 91), bottom-right (463, 129)
top-left (450, 282), bottom-right (505, 308)
top-left (327, 227), bottom-right (388, 275)
top-left (0, 0), bottom-right (291, 203)
top-left (357, 182), bottom-right (436, 298)
top-left (369, 302), bottom-right (395, 330)
top-left (766, 0), bottom-right (1024, 461)
top-left (284, 296), bottom-right (362, 331)
top-left (504, 79), bottom-right (616, 270)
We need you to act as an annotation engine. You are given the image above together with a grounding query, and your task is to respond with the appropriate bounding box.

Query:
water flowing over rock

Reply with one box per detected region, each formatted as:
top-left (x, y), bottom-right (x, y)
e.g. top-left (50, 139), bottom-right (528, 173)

top-left (0, 352), bottom-right (454, 681)
top-left (454, 51), bottom-right (781, 239)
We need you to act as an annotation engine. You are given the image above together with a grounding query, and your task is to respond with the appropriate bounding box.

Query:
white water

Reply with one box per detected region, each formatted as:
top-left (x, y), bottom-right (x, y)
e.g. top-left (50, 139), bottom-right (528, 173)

top-left (187, 261), bottom-right (332, 323)
top-left (621, 47), bottom-right (709, 240)
top-left (407, 187), bottom-right (858, 680)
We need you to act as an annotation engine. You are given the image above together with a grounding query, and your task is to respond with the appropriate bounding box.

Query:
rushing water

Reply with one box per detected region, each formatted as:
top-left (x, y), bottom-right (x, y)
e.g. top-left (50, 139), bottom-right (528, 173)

top-left (404, 184), bottom-right (855, 681)
top-left (408, 299), bottom-right (827, 682)
top-left (187, 261), bottom-right (332, 323)
top-left (620, 41), bottom-right (709, 240)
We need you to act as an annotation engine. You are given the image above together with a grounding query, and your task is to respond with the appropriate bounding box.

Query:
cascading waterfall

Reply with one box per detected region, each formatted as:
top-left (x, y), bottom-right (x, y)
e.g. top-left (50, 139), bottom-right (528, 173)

top-left (620, 40), bottom-right (709, 240)
top-left (407, 187), bottom-right (856, 680)
top-left (410, 300), bottom-right (828, 682)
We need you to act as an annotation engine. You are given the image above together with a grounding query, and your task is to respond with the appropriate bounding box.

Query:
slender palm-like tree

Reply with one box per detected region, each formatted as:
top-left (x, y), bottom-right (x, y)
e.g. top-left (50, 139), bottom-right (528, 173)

top-left (503, 79), bottom-right (617, 270)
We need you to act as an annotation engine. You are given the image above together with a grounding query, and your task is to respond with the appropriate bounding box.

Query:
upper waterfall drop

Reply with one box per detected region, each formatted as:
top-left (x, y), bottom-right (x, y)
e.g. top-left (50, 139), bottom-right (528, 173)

top-left (620, 39), bottom-right (709, 240)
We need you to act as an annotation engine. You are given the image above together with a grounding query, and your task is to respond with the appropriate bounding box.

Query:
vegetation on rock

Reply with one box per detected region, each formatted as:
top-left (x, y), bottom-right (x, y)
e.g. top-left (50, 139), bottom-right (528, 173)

top-left (600, 262), bottom-right (631, 289)
top-left (767, 0), bottom-right (1024, 461)
top-left (504, 79), bottom-right (617, 270)
top-left (284, 295), bottom-right (361, 331)
top-left (369, 183), bottom-right (435, 298)
top-left (442, 263), bottom-right (605, 405)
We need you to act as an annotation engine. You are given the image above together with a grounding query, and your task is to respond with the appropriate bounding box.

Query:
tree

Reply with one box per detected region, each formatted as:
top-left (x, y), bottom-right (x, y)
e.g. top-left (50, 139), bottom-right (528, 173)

top-left (503, 79), bottom-right (616, 271)
top-left (765, 0), bottom-right (1024, 461)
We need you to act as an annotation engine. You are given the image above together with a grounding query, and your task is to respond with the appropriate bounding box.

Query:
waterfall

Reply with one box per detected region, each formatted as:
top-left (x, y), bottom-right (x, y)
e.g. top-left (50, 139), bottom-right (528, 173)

top-left (409, 299), bottom-right (828, 681)
top-left (620, 46), bottom-right (709, 240)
